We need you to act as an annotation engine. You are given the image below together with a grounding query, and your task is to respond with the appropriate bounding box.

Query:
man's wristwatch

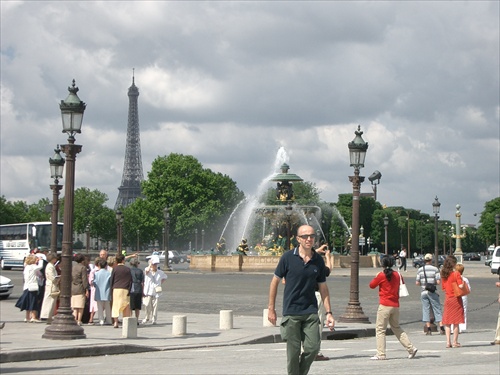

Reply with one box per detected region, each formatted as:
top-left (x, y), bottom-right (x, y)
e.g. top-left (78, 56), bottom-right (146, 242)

top-left (326, 312), bottom-right (333, 316)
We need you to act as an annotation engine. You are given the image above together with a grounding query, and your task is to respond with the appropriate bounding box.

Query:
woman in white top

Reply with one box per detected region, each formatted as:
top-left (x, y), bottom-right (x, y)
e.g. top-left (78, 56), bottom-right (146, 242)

top-left (142, 256), bottom-right (167, 324)
top-left (15, 254), bottom-right (43, 322)
top-left (40, 254), bottom-right (60, 323)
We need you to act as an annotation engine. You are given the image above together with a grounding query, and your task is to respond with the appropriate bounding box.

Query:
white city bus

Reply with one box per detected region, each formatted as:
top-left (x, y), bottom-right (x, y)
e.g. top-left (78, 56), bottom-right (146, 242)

top-left (0, 222), bottom-right (63, 270)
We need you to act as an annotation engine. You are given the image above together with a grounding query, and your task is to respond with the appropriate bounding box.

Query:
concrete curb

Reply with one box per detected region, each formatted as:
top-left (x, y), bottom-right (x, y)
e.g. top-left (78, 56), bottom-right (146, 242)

top-left (0, 327), bottom-right (377, 363)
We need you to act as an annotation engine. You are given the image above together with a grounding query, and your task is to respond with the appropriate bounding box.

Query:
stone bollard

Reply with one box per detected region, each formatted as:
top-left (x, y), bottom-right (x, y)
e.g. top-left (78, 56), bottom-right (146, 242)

top-left (172, 315), bottom-right (187, 336)
top-left (263, 308), bottom-right (275, 327)
top-left (122, 317), bottom-right (138, 338)
top-left (220, 310), bottom-right (233, 330)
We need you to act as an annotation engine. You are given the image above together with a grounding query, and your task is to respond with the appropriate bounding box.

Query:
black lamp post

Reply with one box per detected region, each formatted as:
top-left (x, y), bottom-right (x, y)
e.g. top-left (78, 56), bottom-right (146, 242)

top-left (383, 216), bottom-right (389, 255)
top-left (433, 196), bottom-right (441, 268)
top-left (163, 207), bottom-right (170, 269)
top-left (136, 229), bottom-right (140, 252)
top-left (85, 224), bottom-right (90, 254)
top-left (194, 229), bottom-right (198, 251)
top-left (495, 214), bottom-right (500, 247)
top-left (49, 146), bottom-right (64, 256)
top-left (201, 229), bottom-right (205, 251)
top-left (43, 80), bottom-right (86, 340)
top-left (339, 125), bottom-right (370, 323)
top-left (116, 210), bottom-right (123, 253)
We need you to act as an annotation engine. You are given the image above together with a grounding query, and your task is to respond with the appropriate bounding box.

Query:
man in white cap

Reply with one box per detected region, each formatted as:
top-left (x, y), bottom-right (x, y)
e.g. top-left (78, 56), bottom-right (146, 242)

top-left (416, 253), bottom-right (445, 335)
top-left (142, 255), bottom-right (168, 324)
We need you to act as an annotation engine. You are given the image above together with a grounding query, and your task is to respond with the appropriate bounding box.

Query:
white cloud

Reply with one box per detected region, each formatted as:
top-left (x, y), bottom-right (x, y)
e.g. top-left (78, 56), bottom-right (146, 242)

top-left (1, 1), bottom-right (498, 225)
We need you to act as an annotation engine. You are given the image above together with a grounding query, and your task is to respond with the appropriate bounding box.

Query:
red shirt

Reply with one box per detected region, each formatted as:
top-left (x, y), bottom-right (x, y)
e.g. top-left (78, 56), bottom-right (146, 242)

top-left (442, 270), bottom-right (463, 297)
top-left (369, 271), bottom-right (401, 307)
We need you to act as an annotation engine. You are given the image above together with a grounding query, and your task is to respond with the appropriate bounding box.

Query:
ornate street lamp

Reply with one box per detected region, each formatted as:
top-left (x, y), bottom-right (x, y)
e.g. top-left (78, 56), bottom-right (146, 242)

top-left (48, 146), bottom-right (64, 256)
top-left (194, 229), bottom-right (198, 251)
top-left (85, 224), bottom-right (90, 254)
top-left (339, 125), bottom-right (370, 323)
top-left (163, 207), bottom-right (170, 270)
top-left (360, 225), bottom-right (365, 255)
top-left (383, 216), bottom-right (389, 255)
top-left (368, 170), bottom-right (382, 201)
top-left (201, 229), bottom-right (205, 251)
top-left (432, 197), bottom-right (441, 268)
top-left (495, 214), bottom-right (500, 247)
top-left (115, 210), bottom-right (123, 253)
top-left (44, 80), bottom-right (86, 340)
top-left (452, 204), bottom-right (465, 264)
top-left (136, 229), bottom-right (140, 252)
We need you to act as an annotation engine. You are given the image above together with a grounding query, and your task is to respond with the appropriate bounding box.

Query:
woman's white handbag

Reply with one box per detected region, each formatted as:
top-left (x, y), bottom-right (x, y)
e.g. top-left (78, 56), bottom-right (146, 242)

top-left (398, 272), bottom-right (409, 297)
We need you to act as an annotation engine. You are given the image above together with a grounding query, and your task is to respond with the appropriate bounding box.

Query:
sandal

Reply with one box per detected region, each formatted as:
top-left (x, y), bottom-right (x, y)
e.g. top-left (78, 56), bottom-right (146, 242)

top-left (446, 344), bottom-right (452, 348)
top-left (452, 343), bottom-right (461, 348)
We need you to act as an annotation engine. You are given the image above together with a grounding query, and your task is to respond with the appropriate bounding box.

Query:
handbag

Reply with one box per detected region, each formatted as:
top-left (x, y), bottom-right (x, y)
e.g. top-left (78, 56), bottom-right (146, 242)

top-left (423, 265), bottom-right (436, 293)
top-left (452, 280), bottom-right (470, 297)
top-left (49, 284), bottom-right (60, 298)
top-left (155, 286), bottom-right (162, 293)
top-left (27, 283), bottom-right (39, 292)
top-left (398, 272), bottom-right (409, 297)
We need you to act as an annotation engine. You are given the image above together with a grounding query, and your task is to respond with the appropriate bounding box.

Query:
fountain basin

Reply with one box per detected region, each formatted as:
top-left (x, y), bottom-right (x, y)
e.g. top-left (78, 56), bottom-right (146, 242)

top-left (189, 254), bottom-right (379, 272)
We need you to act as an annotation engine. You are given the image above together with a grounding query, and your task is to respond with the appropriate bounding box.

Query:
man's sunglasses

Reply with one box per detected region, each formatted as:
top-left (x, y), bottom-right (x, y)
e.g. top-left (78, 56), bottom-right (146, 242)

top-left (298, 234), bottom-right (316, 240)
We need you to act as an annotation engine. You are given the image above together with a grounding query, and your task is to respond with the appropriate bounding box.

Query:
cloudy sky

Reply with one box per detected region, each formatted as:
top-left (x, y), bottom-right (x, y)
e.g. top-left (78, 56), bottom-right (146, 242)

top-left (1, 1), bottom-right (499, 226)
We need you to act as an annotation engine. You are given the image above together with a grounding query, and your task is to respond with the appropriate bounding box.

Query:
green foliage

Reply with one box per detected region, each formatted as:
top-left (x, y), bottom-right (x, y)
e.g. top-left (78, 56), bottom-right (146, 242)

top-left (122, 198), bottom-right (160, 250)
top-left (292, 181), bottom-right (321, 205)
top-left (263, 181), bottom-right (321, 206)
top-left (0, 196), bottom-right (51, 224)
top-left (73, 187), bottom-right (115, 246)
top-left (476, 197), bottom-right (500, 248)
top-left (140, 153), bottom-right (245, 248)
top-left (0, 196), bottom-right (29, 224)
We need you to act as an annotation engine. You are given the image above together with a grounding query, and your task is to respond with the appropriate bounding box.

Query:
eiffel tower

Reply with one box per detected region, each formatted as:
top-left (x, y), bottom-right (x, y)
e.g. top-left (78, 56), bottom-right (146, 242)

top-left (114, 73), bottom-right (144, 210)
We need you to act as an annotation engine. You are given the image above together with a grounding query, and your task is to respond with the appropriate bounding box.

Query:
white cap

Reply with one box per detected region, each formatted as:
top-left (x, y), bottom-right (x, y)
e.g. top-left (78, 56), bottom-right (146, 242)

top-left (150, 255), bottom-right (160, 264)
top-left (35, 253), bottom-right (47, 261)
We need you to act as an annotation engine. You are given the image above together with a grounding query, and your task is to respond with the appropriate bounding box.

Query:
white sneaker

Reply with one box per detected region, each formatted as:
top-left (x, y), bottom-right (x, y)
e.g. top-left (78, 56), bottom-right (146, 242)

top-left (408, 348), bottom-right (418, 359)
top-left (142, 319), bottom-right (148, 324)
top-left (99, 320), bottom-right (104, 326)
top-left (370, 355), bottom-right (386, 360)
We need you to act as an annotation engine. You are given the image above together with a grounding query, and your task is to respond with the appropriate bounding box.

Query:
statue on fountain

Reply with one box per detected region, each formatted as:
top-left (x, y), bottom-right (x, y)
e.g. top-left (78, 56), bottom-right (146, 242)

top-left (276, 181), bottom-right (294, 202)
top-left (216, 237), bottom-right (226, 254)
top-left (236, 239), bottom-right (249, 255)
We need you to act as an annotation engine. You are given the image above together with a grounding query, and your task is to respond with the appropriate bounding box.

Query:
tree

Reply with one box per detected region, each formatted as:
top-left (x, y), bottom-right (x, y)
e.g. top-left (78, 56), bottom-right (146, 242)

top-left (72, 187), bottom-right (115, 249)
top-left (26, 198), bottom-right (52, 222)
top-left (0, 196), bottom-right (29, 224)
top-left (141, 153), bottom-right (245, 249)
top-left (0, 196), bottom-right (52, 224)
top-left (476, 197), bottom-right (500, 248)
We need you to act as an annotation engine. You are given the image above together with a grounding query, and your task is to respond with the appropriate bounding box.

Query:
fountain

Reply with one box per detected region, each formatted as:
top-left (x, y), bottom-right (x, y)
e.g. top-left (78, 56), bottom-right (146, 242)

top-left (189, 147), bottom-right (375, 271)
top-left (217, 148), bottom-right (324, 256)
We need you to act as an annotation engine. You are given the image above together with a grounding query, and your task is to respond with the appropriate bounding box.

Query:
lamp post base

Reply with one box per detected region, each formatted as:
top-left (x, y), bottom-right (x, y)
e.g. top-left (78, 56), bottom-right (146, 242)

top-left (338, 304), bottom-right (371, 324)
top-left (42, 310), bottom-right (86, 340)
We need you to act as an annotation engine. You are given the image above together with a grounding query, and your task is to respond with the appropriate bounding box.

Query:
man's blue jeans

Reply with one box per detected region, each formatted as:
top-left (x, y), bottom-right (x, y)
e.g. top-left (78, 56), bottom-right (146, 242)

top-left (421, 290), bottom-right (443, 323)
top-left (280, 313), bottom-right (320, 375)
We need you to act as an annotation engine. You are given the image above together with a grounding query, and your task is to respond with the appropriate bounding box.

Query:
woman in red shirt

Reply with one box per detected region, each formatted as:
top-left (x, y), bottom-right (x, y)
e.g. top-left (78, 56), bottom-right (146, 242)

top-left (369, 256), bottom-right (418, 360)
top-left (441, 255), bottom-right (465, 348)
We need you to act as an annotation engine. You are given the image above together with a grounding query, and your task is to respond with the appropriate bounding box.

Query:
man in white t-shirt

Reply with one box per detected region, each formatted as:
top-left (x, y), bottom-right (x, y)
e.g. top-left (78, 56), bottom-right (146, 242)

top-left (399, 247), bottom-right (407, 271)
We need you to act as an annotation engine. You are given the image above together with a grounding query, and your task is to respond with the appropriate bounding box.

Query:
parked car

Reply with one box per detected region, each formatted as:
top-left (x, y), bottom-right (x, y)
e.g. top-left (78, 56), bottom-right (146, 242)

top-left (413, 255), bottom-right (445, 269)
top-left (0, 275), bottom-right (14, 299)
top-left (146, 250), bottom-right (184, 264)
top-left (463, 252), bottom-right (481, 261)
